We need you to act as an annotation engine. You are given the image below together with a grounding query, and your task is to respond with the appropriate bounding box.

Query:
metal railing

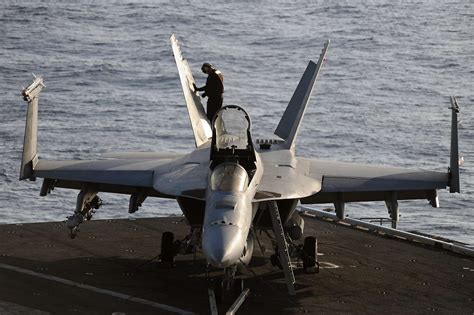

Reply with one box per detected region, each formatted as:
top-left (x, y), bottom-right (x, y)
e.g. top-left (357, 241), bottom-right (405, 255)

top-left (299, 206), bottom-right (474, 258)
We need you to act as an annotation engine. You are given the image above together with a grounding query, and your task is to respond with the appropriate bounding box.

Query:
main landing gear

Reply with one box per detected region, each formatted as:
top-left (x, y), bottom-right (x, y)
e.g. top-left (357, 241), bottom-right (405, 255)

top-left (66, 190), bottom-right (102, 239)
top-left (270, 236), bottom-right (319, 273)
top-left (159, 228), bottom-right (201, 265)
top-left (303, 236), bottom-right (318, 273)
top-left (159, 231), bottom-right (175, 264)
top-left (267, 201), bottom-right (319, 295)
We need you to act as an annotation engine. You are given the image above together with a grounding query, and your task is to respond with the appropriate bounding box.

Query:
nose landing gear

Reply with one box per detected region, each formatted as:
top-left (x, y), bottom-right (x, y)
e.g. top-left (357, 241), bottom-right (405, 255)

top-left (207, 265), bottom-right (249, 314)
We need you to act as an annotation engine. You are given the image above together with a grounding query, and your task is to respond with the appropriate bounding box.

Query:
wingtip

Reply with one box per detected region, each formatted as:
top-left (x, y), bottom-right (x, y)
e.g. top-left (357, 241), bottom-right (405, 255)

top-left (449, 96), bottom-right (460, 193)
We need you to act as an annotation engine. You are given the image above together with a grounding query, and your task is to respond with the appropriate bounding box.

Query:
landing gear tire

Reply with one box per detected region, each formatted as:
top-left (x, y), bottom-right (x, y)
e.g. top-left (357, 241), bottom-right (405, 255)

top-left (233, 278), bottom-right (244, 299)
top-left (303, 236), bottom-right (319, 273)
top-left (160, 232), bottom-right (175, 264)
top-left (270, 253), bottom-right (282, 270)
top-left (213, 276), bottom-right (223, 305)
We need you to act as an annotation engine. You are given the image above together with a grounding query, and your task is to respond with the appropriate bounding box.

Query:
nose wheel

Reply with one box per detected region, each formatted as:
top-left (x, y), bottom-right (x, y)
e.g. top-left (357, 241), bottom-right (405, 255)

top-left (211, 276), bottom-right (243, 305)
top-left (208, 273), bottom-right (249, 314)
top-left (212, 276), bottom-right (223, 305)
top-left (233, 278), bottom-right (244, 299)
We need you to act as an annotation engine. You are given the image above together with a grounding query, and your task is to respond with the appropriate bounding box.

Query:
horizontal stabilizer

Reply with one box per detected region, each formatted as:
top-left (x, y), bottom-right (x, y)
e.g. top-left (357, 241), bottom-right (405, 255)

top-left (170, 34), bottom-right (212, 147)
top-left (102, 151), bottom-right (184, 160)
top-left (274, 40), bottom-right (329, 150)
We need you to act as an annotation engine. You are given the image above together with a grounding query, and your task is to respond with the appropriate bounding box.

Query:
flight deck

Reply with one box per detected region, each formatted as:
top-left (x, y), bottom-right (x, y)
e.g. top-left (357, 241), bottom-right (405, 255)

top-left (0, 213), bottom-right (472, 314)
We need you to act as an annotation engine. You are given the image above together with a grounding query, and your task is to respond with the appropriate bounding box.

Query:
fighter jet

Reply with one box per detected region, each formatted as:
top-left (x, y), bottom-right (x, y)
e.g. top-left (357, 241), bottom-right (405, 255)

top-left (19, 34), bottom-right (460, 300)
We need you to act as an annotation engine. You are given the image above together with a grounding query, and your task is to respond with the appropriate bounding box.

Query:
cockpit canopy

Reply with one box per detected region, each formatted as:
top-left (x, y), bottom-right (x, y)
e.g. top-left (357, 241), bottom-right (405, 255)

top-left (210, 105), bottom-right (256, 170)
top-left (210, 162), bottom-right (249, 192)
top-left (213, 106), bottom-right (250, 151)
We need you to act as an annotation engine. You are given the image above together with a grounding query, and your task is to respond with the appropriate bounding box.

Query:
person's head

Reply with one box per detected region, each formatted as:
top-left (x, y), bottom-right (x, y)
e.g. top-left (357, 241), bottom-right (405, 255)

top-left (201, 63), bottom-right (213, 74)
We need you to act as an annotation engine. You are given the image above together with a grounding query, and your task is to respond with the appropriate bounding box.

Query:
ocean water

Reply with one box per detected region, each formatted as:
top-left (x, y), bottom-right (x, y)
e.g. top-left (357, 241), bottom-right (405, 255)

top-left (0, 1), bottom-right (472, 245)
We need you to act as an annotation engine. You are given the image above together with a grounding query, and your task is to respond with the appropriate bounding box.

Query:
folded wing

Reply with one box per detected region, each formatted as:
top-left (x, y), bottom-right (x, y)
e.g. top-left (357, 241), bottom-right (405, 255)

top-left (170, 34), bottom-right (212, 147)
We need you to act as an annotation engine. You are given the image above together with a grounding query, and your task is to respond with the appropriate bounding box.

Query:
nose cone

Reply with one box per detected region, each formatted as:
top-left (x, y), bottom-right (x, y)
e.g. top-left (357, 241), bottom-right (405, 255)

top-left (202, 225), bottom-right (244, 268)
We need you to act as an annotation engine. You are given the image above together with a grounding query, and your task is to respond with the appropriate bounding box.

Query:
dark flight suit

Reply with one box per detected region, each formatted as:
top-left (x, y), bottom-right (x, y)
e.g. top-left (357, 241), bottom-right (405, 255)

top-left (196, 69), bottom-right (224, 121)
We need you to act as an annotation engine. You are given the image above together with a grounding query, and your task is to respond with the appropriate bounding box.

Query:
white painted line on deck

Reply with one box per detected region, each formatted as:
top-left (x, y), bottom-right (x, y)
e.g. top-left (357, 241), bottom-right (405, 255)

top-left (0, 263), bottom-right (194, 315)
top-left (0, 299), bottom-right (50, 315)
top-left (208, 289), bottom-right (218, 315)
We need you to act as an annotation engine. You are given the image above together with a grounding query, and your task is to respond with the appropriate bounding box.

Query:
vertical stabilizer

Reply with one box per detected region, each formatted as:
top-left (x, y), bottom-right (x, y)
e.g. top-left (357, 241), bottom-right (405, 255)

top-left (274, 40), bottom-right (329, 150)
top-left (449, 96), bottom-right (460, 193)
top-left (20, 76), bottom-right (44, 180)
top-left (170, 34), bottom-right (212, 147)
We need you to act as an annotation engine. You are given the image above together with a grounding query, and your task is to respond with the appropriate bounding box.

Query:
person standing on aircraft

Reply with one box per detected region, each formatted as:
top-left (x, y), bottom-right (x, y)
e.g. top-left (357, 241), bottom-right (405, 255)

top-left (193, 63), bottom-right (224, 121)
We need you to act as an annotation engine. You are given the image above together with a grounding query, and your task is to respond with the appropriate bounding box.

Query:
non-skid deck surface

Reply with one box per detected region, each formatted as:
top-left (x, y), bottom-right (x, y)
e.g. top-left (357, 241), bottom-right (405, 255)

top-left (0, 216), bottom-right (472, 314)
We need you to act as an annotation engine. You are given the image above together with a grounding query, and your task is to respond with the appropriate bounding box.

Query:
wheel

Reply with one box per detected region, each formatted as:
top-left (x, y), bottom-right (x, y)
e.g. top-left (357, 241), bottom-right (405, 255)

top-left (213, 276), bottom-right (223, 305)
top-left (160, 232), bottom-right (175, 264)
top-left (270, 253), bottom-right (282, 270)
top-left (303, 236), bottom-right (318, 273)
top-left (233, 278), bottom-right (244, 299)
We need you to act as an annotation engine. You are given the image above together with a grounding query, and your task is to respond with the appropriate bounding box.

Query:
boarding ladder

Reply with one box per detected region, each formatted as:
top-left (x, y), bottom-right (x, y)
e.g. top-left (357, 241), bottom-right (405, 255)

top-left (268, 201), bottom-right (296, 295)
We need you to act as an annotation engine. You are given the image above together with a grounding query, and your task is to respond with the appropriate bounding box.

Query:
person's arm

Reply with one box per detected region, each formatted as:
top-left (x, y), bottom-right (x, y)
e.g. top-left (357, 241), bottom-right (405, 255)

top-left (193, 83), bottom-right (205, 92)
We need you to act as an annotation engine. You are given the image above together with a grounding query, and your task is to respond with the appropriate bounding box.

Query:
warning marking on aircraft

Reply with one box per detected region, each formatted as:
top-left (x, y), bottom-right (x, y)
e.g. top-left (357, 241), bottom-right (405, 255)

top-left (0, 263), bottom-right (194, 315)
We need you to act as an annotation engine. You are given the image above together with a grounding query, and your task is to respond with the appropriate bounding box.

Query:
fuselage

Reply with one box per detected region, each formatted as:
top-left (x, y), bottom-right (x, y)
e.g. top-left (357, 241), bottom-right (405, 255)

top-left (201, 106), bottom-right (262, 268)
top-left (202, 163), bottom-right (252, 267)
top-left (202, 155), bottom-right (263, 267)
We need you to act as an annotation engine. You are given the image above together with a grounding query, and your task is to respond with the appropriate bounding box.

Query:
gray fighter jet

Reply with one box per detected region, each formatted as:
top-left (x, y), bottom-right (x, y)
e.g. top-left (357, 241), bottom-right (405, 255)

top-left (19, 35), bottom-right (460, 300)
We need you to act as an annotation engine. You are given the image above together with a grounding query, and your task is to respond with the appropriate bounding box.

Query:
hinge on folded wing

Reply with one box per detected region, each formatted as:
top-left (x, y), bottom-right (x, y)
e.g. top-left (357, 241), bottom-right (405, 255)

top-left (22, 75), bottom-right (45, 102)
